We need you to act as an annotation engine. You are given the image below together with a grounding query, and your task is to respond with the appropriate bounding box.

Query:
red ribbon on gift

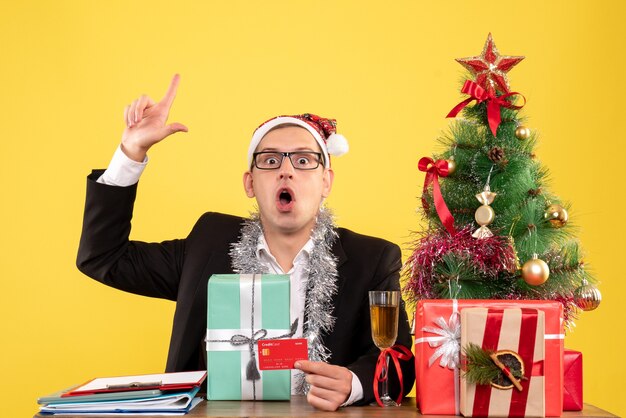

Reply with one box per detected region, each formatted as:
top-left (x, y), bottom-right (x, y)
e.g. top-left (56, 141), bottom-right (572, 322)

top-left (373, 345), bottom-right (412, 407)
top-left (531, 359), bottom-right (544, 377)
top-left (418, 157), bottom-right (456, 235)
top-left (447, 80), bottom-right (526, 137)
top-left (472, 308), bottom-right (544, 417)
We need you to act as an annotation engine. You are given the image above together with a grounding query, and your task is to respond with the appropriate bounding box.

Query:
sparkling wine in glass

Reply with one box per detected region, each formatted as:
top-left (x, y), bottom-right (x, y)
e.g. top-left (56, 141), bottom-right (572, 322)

top-left (369, 290), bottom-right (400, 406)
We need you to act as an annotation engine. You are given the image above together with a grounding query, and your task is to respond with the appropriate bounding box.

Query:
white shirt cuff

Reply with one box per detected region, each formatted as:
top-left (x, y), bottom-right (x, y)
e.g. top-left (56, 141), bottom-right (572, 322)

top-left (342, 371), bottom-right (364, 406)
top-left (96, 145), bottom-right (148, 186)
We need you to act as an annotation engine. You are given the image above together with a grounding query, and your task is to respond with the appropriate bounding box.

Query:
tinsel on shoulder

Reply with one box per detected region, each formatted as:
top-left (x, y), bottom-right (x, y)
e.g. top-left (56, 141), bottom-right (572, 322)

top-left (402, 34), bottom-right (600, 328)
top-left (230, 206), bottom-right (339, 394)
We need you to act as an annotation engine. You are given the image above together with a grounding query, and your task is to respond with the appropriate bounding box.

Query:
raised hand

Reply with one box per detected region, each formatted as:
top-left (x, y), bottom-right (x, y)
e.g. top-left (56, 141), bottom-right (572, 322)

top-left (121, 74), bottom-right (188, 162)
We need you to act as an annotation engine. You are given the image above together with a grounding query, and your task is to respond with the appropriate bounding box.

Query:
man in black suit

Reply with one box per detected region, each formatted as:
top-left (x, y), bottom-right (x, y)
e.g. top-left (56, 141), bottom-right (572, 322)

top-left (77, 75), bottom-right (414, 411)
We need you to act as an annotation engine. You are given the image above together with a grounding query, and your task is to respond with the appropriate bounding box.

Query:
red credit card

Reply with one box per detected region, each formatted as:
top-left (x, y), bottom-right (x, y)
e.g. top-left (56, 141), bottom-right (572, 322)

top-left (257, 338), bottom-right (308, 370)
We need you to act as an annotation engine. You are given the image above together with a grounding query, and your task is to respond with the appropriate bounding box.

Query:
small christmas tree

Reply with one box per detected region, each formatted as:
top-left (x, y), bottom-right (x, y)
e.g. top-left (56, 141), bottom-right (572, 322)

top-left (402, 34), bottom-right (601, 327)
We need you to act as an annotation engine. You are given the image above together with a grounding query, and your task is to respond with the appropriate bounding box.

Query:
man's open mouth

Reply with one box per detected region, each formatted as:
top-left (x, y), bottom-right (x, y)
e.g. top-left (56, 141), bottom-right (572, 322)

top-left (276, 188), bottom-right (295, 211)
top-left (279, 189), bottom-right (292, 204)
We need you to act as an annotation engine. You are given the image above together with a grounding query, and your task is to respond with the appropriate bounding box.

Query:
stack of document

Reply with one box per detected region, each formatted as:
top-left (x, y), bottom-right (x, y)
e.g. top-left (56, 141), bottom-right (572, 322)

top-left (38, 371), bottom-right (206, 416)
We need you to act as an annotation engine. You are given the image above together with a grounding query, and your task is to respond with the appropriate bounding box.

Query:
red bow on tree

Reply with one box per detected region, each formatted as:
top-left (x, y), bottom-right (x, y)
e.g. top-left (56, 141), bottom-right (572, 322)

top-left (447, 80), bottom-right (525, 137)
top-left (418, 157), bottom-right (456, 235)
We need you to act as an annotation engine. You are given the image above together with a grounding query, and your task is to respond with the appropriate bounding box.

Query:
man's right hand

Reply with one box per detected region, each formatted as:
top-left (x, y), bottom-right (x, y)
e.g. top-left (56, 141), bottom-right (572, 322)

top-left (121, 74), bottom-right (188, 162)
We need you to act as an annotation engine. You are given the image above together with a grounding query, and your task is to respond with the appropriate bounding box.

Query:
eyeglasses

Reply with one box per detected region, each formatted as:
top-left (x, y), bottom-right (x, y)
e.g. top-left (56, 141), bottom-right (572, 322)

top-left (252, 151), bottom-right (323, 170)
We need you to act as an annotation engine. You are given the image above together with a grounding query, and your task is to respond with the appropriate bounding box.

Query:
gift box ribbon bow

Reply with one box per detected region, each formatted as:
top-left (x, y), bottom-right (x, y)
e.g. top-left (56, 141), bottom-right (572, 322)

top-left (206, 319), bottom-right (298, 381)
top-left (416, 312), bottom-right (461, 369)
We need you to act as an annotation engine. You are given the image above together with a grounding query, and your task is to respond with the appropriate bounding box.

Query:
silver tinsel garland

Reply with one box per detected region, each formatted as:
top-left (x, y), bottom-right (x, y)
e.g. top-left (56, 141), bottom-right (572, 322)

top-left (229, 207), bottom-right (339, 394)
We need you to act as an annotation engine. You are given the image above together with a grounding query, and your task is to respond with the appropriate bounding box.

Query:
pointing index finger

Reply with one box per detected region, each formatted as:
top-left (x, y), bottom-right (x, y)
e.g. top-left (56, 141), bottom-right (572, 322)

top-left (160, 74), bottom-right (181, 109)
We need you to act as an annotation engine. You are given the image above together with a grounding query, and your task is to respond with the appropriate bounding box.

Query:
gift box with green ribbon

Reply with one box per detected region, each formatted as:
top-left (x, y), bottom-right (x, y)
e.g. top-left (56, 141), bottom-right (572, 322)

top-left (206, 274), bottom-right (296, 400)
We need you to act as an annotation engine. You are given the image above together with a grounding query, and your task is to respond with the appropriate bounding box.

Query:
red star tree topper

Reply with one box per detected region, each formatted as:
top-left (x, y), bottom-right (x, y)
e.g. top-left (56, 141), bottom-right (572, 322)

top-left (456, 33), bottom-right (524, 94)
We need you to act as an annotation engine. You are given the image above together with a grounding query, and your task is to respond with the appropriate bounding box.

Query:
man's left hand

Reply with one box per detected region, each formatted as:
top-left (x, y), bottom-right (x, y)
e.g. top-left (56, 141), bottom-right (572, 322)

top-left (294, 360), bottom-right (352, 411)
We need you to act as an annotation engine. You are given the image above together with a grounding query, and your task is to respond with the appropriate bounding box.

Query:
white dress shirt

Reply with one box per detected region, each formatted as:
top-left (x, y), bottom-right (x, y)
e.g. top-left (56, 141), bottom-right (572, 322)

top-left (96, 146), bottom-right (363, 405)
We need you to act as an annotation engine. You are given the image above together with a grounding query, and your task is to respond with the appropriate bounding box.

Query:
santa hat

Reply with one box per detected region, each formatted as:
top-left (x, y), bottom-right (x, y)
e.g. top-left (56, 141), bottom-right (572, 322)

top-left (247, 113), bottom-right (349, 168)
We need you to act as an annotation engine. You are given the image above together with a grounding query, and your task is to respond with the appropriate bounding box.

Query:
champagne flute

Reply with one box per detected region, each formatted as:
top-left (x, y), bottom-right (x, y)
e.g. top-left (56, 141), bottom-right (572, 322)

top-left (369, 290), bottom-right (400, 406)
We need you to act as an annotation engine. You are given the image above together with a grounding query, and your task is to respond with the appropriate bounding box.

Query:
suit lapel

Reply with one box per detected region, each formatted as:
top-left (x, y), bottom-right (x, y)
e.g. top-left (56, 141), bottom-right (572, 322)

top-left (332, 230), bottom-right (348, 292)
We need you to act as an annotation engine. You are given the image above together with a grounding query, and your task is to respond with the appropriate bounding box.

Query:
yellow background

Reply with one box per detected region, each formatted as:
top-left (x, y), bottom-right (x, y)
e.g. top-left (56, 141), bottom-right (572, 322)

top-left (1, 1), bottom-right (624, 416)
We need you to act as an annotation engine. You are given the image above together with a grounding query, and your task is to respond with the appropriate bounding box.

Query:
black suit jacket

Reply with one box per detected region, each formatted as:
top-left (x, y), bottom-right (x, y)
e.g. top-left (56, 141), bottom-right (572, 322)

top-left (77, 171), bottom-right (415, 404)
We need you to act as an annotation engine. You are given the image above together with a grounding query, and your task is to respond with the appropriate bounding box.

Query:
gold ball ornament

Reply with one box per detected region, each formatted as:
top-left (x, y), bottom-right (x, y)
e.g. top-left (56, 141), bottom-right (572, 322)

top-left (446, 158), bottom-right (457, 175)
top-left (515, 126), bottom-right (531, 140)
top-left (574, 279), bottom-right (602, 311)
top-left (521, 256), bottom-right (550, 286)
top-left (544, 204), bottom-right (568, 228)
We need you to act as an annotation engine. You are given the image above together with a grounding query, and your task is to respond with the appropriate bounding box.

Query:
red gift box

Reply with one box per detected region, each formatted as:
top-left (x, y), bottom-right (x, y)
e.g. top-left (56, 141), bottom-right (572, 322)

top-left (414, 300), bottom-right (564, 416)
top-left (563, 349), bottom-right (583, 411)
top-left (460, 307), bottom-right (545, 417)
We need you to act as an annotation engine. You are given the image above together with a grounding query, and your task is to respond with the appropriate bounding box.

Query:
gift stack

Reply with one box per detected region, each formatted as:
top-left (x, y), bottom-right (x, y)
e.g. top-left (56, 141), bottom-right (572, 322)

top-left (402, 34), bottom-right (599, 418)
top-left (205, 274), bottom-right (296, 400)
top-left (414, 300), bottom-right (563, 417)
